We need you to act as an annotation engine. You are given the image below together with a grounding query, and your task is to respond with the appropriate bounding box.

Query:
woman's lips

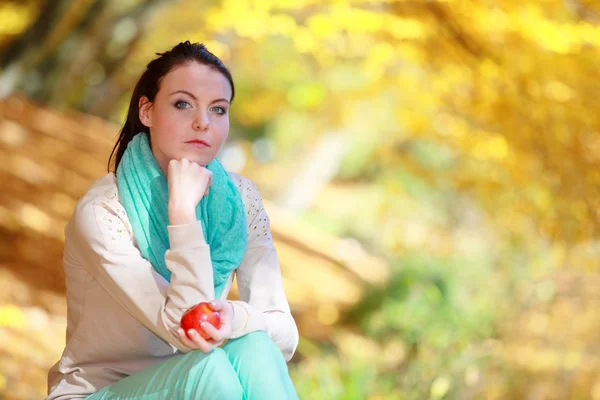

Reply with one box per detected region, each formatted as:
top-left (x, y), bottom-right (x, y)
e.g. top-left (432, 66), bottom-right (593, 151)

top-left (186, 140), bottom-right (210, 148)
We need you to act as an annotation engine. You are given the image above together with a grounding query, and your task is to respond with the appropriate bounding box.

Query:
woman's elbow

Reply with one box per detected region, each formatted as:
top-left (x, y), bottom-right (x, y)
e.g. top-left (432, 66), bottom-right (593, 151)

top-left (264, 310), bottom-right (300, 361)
top-left (283, 316), bottom-right (300, 362)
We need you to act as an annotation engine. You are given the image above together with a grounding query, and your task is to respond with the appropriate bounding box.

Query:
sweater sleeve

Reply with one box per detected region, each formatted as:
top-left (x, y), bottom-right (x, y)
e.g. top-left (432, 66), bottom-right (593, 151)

top-left (66, 194), bottom-right (215, 353)
top-left (227, 176), bottom-right (300, 362)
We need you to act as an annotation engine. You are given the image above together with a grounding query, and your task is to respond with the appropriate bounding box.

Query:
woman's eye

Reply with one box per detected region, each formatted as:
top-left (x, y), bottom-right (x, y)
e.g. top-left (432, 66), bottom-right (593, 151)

top-left (211, 106), bottom-right (227, 115)
top-left (175, 101), bottom-right (191, 109)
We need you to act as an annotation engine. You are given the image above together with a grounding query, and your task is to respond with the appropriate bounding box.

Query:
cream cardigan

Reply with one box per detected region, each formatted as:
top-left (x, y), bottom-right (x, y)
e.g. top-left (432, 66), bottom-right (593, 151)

top-left (47, 172), bottom-right (299, 399)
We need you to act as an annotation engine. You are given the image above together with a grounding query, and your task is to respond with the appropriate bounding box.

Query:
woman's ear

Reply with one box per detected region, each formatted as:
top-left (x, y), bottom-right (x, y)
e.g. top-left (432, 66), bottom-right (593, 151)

top-left (138, 96), bottom-right (153, 127)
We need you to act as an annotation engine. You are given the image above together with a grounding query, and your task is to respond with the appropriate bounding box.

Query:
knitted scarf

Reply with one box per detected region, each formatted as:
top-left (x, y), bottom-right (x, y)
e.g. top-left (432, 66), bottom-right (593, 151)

top-left (116, 132), bottom-right (247, 299)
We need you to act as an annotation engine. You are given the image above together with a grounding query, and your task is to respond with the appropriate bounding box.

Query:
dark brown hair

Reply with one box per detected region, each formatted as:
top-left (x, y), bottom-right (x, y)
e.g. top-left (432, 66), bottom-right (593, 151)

top-left (107, 41), bottom-right (235, 172)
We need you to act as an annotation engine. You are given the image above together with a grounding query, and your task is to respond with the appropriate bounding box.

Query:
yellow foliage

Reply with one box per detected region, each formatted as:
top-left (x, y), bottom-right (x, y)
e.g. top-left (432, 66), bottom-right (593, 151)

top-left (0, 304), bottom-right (25, 328)
top-left (6, 0), bottom-right (599, 249)
top-left (0, 2), bottom-right (37, 37)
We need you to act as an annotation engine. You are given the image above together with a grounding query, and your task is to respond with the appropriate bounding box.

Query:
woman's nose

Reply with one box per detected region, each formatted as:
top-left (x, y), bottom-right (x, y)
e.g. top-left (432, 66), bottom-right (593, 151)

top-left (193, 112), bottom-right (210, 131)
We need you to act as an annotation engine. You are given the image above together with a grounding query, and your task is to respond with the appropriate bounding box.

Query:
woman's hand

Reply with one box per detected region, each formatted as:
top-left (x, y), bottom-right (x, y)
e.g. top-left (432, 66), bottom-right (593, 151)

top-left (176, 300), bottom-right (234, 353)
top-left (167, 158), bottom-right (212, 225)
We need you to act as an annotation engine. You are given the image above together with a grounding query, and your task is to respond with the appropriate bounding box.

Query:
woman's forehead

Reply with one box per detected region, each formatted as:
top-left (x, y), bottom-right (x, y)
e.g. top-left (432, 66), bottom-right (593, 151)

top-left (160, 63), bottom-right (231, 99)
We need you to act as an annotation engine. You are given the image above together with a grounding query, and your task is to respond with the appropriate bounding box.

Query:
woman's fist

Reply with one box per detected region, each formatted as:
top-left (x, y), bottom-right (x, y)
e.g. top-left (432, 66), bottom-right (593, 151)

top-left (176, 300), bottom-right (234, 353)
top-left (167, 158), bottom-right (212, 225)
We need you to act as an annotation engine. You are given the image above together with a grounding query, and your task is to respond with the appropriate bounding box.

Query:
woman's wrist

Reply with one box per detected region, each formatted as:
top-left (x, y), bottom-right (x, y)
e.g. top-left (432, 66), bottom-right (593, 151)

top-left (168, 206), bottom-right (197, 225)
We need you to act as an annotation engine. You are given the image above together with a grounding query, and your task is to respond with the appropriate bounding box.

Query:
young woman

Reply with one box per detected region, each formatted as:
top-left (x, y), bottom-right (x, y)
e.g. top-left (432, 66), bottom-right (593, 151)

top-left (47, 41), bottom-right (299, 400)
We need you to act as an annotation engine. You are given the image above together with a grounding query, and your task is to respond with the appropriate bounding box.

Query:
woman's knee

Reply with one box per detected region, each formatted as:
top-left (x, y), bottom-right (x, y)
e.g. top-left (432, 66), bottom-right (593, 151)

top-left (235, 331), bottom-right (280, 352)
top-left (184, 348), bottom-right (238, 379)
top-left (224, 331), bottom-right (287, 367)
top-left (223, 332), bottom-right (298, 400)
top-left (181, 349), bottom-right (243, 398)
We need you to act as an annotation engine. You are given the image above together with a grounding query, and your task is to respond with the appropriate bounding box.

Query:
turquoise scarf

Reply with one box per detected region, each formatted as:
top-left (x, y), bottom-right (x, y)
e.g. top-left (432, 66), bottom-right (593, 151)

top-left (116, 132), bottom-right (247, 299)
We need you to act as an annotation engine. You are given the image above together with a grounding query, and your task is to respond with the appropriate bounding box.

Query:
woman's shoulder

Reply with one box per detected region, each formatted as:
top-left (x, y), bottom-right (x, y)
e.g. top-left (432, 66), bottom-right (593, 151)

top-left (227, 171), bottom-right (263, 197)
top-left (73, 172), bottom-right (121, 213)
top-left (227, 171), bottom-right (252, 190)
top-left (227, 172), bottom-right (265, 209)
top-left (68, 172), bottom-right (132, 243)
top-left (228, 172), bottom-right (273, 244)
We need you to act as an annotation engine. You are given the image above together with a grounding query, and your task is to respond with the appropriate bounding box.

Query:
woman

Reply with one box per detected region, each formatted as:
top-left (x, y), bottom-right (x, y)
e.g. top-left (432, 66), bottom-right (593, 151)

top-left (47, 41), bottom-right (299, 400)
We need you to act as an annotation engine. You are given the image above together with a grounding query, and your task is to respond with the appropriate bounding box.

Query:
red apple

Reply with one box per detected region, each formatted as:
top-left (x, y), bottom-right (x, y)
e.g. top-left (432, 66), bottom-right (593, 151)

top-left (180, 302), bottom-right (221, 341)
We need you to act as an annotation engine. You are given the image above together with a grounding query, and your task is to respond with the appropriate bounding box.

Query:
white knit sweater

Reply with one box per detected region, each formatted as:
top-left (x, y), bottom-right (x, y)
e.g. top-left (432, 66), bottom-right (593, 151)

top-left (46, 172), bottom-right (298, 400)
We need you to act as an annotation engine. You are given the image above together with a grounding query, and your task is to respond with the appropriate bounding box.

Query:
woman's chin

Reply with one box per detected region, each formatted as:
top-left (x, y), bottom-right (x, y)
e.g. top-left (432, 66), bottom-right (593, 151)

top-left (180, 153), bottom-right (214, 167)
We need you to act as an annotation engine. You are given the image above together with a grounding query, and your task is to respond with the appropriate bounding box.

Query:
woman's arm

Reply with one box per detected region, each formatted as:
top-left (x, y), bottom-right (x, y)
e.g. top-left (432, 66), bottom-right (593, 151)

top-left (67, 194), bottom-right (214, 353)
top-left (227, 176), bottom-right (300, 362)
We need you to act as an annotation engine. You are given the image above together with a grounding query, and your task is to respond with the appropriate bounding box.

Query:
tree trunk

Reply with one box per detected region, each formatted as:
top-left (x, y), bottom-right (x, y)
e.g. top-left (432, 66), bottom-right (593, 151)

top-left (0, 0), bottom-right (98, 98)
top-left (0, 0), bottom-right (167, 115)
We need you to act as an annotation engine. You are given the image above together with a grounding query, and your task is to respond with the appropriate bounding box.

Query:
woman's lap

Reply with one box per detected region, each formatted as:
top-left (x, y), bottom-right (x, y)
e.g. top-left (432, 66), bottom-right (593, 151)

top-left (222, 331), bottom-right (298, 399)
top-left (87, 331), bottom-right (296, 400)
top-left (88, 347), bottom-right (243, 400)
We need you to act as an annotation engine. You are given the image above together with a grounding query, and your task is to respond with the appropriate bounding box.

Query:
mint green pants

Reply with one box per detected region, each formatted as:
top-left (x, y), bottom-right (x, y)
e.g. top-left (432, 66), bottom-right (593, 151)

top-left (87, 331), bottom-right (298, 399)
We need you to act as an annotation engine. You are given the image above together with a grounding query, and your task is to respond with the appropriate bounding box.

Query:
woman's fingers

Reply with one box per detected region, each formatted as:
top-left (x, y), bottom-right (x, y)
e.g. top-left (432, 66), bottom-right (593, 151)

top-left (209, 300), bottom-right (232, 317)
top-left (167, 159), bottom-right (213, 213)
top-left (206, 300), bottom-right (233, 337)
top-left (188, 329), bottom-right (214, 353)
top-left (176, 328), bottom-right (197, 348)
top-left (201, 322), bottom-right (223, 342)
top-left (177, 328), bottom-right (214, 353)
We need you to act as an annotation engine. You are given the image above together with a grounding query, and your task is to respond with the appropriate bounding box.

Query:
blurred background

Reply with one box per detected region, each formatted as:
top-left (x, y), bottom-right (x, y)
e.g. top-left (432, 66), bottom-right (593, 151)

top-left (0, 0), bottom-right (599, 399)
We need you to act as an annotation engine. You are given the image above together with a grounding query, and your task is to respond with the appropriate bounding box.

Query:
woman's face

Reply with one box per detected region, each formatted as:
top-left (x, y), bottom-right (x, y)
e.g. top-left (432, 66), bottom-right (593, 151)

top-left (138, 62), bottom-right (232, 174)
